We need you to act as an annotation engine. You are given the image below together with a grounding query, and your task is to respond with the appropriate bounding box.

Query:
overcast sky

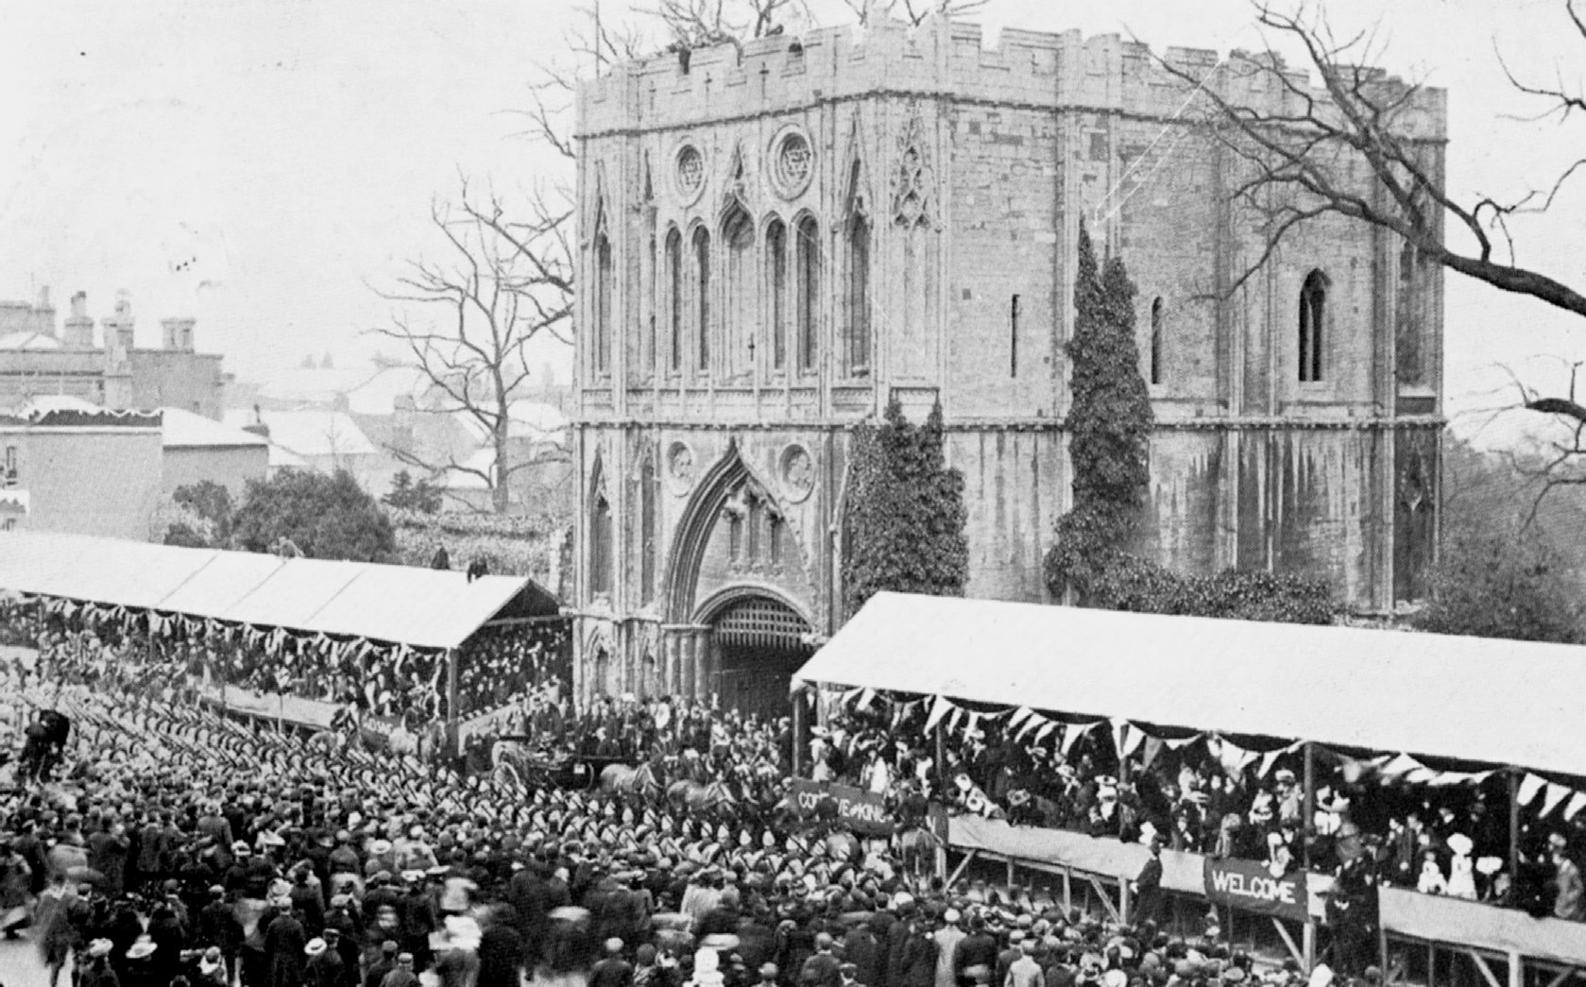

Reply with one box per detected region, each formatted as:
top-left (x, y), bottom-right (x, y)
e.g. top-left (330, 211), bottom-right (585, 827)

top-left (0, 0), bottom-right (1581, 444)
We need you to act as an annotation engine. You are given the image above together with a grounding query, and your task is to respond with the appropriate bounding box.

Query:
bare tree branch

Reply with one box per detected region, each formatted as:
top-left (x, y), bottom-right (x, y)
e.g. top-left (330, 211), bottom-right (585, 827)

top-left (369, 178), bottom-right (572, 514)
top-left (1149, 3), bottom-right (1586, 320)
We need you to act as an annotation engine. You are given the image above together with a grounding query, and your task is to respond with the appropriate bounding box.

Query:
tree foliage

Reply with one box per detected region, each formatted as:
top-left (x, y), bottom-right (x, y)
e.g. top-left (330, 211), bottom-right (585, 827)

top-left (174, 481), bottom-right (235, 541)
top-left (1418, 526), bottom-right (1583, 643)
top-left (842, 398), bottom-right (969, 619)
top-left (1045, 222), bottom-right (1154, 598)
top-left (231, 469), bottom-right (397, 563)
top-left (383, 470), bottom-right (444, 515)
top-left (1414, 440), bottom-right (1586, 642)
top-left (1045, 224), bottom-right (1335, 623)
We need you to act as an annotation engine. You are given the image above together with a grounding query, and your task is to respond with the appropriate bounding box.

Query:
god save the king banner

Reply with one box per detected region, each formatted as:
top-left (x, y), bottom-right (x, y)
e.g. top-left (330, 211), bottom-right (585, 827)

top-left (788, 779), bottom-right (895, 835)
top-left (1202, 857), bottom-right (1310, 922)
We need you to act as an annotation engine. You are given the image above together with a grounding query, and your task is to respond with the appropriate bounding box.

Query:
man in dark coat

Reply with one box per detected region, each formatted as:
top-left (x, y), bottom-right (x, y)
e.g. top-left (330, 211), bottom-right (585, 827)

top-left (802, 932), bottom-right (843, 987)
top-left (477, 912), bottom-right (525, 987)
top-left (197, 886), bottom-right (244, 983)
top-left (1131, 836), bottom-right (1165, 927)
top-left (363, 941), bottom-right (401, 987)
top-left (844, 914), bottom-right (886, 987)
top-left (265, 906), bottom-right (309, 987)
top-left (591, 937), bottom-right (635, 987)
top-left (953, 916), bottom-right (997, 987)
top-left (306, 931), bottom-right (348, 987)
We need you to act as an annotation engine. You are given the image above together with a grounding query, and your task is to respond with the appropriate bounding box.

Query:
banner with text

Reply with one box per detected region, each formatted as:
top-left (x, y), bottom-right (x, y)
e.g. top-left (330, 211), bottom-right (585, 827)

top-left (1203, 857), bottom-right (1309, 922)
top-left (788, 779), bottom-right (895, 835)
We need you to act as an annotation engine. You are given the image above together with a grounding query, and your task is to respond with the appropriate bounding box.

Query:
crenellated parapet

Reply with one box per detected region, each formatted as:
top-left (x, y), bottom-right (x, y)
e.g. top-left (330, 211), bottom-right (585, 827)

top-left (576, 14), bottom-right (1445, 141)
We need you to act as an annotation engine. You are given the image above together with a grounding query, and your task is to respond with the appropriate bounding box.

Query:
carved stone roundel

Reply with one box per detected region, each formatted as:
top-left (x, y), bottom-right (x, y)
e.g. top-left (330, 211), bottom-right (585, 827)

top-left (779, 443), bottom-right (815, 503)
top-left (675, 145), bottom-right (705, 203)
top-left (770, 127), bottom-right (814, 199)
top-left (666, 440), bottom-right (697, 495)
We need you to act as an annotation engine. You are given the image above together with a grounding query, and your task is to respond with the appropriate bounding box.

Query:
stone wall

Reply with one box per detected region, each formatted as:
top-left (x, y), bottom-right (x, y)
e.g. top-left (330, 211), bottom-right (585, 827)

top-left (568, 15), bottom-right (1447, 705)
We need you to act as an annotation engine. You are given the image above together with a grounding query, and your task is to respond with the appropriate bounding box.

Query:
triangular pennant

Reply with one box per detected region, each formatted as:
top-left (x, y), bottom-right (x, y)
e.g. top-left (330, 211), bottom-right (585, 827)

top-left (924, 695), bottom-right (953, 733)
top-left (1034, 719), bottom-right (1060, 744)
top-left (1015, 713), bottom-right (1045, 742)
top-left (1060, 720), bottom-right (1095, 759)
top-left (1565, 792), bottom-right (1586, 821)
top-left (1542, 782), bottom-right (1572, 818)
top-left (1518, 773), bottom-right (1546, 807)
top-left (1140, 737), bottom-right (1165, 771)
top-left (1111, 717), bottom-right (1144, 760)
top-left (1378, 753), bottom-right (1423, 780)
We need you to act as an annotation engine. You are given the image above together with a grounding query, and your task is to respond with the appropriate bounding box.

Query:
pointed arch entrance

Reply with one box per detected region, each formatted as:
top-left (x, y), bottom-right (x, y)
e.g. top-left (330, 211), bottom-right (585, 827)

top-left (695, 587), bottom-right (813, 722)
top-left (660, 441), bottom-right (814, 719)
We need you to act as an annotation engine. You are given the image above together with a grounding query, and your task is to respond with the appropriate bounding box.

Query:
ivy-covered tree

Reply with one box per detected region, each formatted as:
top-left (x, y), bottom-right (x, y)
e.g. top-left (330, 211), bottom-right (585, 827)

top-left (232, 469), bottom-right (397, 563)
top-left (1044, 223), bottom-right (1334, 623)
top-left (842, 397), bottom-right (969, 619)
top-left (1045, 222), bottom-right (1154, 600)
top-left (383, 470), bottom-right (443, 515)
top-left (155, 480), bottom-right (236, 548)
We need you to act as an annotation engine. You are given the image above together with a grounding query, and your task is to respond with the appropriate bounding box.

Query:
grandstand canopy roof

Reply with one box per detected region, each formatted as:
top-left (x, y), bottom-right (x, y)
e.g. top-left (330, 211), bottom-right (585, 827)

top-left (0, 531), bottom-right (560, 649)
top-left (794, 592), bottom-right (1586, 780)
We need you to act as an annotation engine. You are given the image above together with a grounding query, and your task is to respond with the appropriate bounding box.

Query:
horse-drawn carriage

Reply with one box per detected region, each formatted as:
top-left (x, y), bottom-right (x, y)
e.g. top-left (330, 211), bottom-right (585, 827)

top-left (489, 736), bottom-right (628, 791)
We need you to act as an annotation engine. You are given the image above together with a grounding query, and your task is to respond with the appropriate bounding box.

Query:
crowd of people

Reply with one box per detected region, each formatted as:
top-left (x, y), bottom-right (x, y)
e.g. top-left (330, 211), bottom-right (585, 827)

top-left (0, 662), bottom-right (1369, 987)
top-left (815, 702), bottom-right (1586, 922)
top-left (0, 594), bottom-right (1582, 987)
top-left (7, 601), bottom-right (569, 727)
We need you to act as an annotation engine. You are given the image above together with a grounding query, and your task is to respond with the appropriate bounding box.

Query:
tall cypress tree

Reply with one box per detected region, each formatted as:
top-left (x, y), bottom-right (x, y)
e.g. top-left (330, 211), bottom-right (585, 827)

top-left (1045, 222), bottom-right (1154, 600)
top-left (843, 397), bottom-right (969, 619)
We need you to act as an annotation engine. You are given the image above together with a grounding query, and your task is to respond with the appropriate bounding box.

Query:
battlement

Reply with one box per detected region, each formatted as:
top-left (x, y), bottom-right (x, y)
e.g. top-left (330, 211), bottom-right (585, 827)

top-left (575, 13), bottom-right (1444, 140)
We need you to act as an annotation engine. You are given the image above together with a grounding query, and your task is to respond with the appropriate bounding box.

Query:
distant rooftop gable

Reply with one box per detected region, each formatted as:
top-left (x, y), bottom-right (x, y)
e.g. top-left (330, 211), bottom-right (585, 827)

top-left (223, 408), bottom-right (378, 459)
top-left (160, 407), bottom-right (268, 449)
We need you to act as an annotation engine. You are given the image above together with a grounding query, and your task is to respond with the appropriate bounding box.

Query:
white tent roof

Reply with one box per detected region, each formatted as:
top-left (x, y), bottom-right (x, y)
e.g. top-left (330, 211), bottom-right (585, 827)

top-left (0, 531), bottom-right (559, 649)
top-left (794, 592), bottom-right (1586, 779)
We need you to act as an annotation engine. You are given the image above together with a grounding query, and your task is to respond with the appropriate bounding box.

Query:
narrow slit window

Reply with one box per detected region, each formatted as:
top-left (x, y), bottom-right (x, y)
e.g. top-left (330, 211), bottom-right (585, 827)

top-left (796, 216), bottom-right (820, 373)
top-left (665, 228), bottom-right (682, 373)
top-left (768, 219), bottom-right (788, 372)
top-left (1010, 294), bottom-right (1020, 377)
top-left (1299, 270), bottom-right (1328, 383)
top-left (1150, 296), bottom-right (1164, 385)
top-left (693, 227), bottom-right (711, 373)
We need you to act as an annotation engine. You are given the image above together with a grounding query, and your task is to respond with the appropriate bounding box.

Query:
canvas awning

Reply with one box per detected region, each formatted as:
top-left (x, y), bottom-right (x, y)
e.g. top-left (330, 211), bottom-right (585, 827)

top-left (0, 531), bottom-right (560, 650)
top-left (793, 592), bottom-right (1586, 779)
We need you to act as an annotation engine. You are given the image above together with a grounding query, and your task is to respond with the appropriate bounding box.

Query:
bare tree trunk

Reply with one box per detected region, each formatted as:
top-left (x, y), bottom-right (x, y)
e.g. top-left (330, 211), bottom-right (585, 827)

top-left (493, 419), bottom-right (511, 515)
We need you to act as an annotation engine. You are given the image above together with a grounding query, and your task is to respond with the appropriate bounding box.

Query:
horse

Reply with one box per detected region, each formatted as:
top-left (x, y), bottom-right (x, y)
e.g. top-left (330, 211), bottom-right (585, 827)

top-left (600, 762), bottom-right (662, 798)
top-left (666, 779), bottom-right (736, 813)
top-left (896, 823), bottom-right (939, 879)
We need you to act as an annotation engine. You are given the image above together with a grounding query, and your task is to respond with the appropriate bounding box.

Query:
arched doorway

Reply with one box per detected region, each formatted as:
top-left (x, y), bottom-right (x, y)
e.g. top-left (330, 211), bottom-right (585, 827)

top-left (704, 593), bottom-right (813, 722)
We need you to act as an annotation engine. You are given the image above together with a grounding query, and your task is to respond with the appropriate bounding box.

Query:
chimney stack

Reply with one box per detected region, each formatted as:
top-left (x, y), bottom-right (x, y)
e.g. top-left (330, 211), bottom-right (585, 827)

top-left (242, 403), bottom-right (271, 441)
top-left (161, 316), bottom-right (196, 352)
top-left (62, 291), bottom-right (94, 348)
top-left (102, 289), bottom-right (135, 369)
top-left (31, 285), bottom-right (55, 338)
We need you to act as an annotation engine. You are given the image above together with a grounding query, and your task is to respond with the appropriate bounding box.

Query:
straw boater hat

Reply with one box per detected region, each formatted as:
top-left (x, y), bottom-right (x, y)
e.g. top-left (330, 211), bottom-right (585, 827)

top-left (127, 936), bottom-right (158, 960)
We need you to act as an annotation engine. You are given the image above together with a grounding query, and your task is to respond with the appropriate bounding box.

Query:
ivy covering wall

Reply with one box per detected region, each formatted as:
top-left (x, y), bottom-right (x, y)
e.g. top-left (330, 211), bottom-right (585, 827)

top-left (842, 397), bottom-right (969, 620)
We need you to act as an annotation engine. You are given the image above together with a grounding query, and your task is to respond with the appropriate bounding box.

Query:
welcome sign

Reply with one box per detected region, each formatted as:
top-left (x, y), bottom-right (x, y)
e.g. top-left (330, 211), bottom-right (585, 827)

top-left (788, 779), bottom-right (895, 835)
top-left (1203, 857), bottom-right (1310, 922)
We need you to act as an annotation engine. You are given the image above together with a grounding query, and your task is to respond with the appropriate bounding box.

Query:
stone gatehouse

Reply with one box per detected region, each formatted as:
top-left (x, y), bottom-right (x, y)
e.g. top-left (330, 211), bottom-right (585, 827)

top-left (569, 15), bottom-right (1445, 714)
